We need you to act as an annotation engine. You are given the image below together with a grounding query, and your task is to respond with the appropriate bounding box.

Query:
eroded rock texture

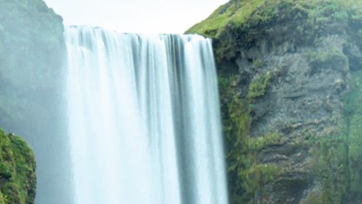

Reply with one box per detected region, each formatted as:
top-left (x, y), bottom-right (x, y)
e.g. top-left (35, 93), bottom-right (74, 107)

top-left (188, 0), bottom-right (362, 203)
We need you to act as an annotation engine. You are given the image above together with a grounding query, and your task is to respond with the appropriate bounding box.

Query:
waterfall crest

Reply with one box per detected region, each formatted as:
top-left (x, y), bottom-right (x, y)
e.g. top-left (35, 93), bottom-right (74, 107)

top-left (65, 26), bottom-right (228, 204)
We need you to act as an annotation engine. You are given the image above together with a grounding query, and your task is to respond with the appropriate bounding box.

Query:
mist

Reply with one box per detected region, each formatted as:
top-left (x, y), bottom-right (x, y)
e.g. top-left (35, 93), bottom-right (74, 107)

top-left (43, 0), bottom-right (228, 34)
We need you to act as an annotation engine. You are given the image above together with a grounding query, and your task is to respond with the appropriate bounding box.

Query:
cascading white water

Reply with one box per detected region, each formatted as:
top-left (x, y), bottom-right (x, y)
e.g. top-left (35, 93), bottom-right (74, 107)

top-left (65, 26), bottom-right (228, 204)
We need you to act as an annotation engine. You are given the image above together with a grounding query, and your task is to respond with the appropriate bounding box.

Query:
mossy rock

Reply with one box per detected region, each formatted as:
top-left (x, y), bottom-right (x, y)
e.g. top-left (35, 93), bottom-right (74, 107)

top-left (190, 0), bottom-right (362, 203)
top-left (186, 0), bottom-right (362, 66)
top-left (186, 0), bottom-right (362, 38)
top-left (309, 45), bottom-right (349, 72)
top-left (246, 71), bottom-right (272, 100)
top-left (0, 129), bottom-right (36, 204)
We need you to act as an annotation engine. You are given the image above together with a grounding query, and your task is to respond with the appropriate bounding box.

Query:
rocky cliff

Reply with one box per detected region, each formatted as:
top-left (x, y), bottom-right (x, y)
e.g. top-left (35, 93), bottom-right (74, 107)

top-left (0, 130), bottom-right (36, 204)
top-left (0, 0), bottom-right (64, 129)
top-left (187, 0), bottom-right (362, 203)
top-left (0, 0), bottom-right (71, 203)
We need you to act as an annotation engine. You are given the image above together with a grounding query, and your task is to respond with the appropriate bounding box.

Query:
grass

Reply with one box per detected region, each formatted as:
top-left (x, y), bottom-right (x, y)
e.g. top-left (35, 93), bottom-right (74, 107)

top-left (186, 0), bottom-right (362, 38)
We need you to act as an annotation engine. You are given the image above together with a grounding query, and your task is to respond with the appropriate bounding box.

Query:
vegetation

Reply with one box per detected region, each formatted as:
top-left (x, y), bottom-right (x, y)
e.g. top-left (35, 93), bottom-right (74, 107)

top-left (246, 72), bottom-right (271, 100)
top-left (204, 0), bottom-right (362, 203)
top-left (302, 64), bottom-right (362, 204)
top-left (342, 70), bottom-right (362, 201)
top-left (0, 129), bottom-right (36, 204)
top-left (219, 72), bottom-right (285, 203)
top-left (186, 0), bottom-right (362, 38)
top-left (308, 45), bottom-right (349, 72)
top-left (306, 131), bottom-right (348, 203)
top-left (186, 0), bottom-right (274, 38)
top-left (0, 1), bottom-right (70, 203)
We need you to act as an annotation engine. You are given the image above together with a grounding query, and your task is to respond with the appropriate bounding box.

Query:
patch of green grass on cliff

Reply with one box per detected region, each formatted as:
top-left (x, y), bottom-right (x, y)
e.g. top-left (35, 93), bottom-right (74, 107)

top-left (0, 129), bottom-right (36, 204)
top-left (304, 70), bottom-right (362, 203)
top-left (343, 70), bottom-right (362, 195)
top-left (186, 0), bottom-right (268, 38)
top-left (186, 0), bottom-right (362, 38)
top-left (309, 46), bottom-right (349, 72)
top-left (247, 71), bottom-right (272, 100)
top-left (308, 133), bottom-right (348, 204)
top-left (221, 86), bottom-right (285, 202)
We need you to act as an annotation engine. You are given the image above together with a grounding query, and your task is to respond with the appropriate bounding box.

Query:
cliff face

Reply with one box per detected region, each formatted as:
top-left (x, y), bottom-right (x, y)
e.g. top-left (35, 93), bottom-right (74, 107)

top-left (0, 0), bottom-right (71, 203)
top-left (187, 0), bottom-right (362, 203)
top-left (0, 130), bottom-right (36, 204)
top-left (0, 0), bottom-right (64, 129)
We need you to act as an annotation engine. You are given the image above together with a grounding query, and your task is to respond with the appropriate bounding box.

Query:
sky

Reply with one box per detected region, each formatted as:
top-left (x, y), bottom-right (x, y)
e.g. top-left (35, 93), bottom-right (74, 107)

top-left (43, 0), bottom-right (229, 34)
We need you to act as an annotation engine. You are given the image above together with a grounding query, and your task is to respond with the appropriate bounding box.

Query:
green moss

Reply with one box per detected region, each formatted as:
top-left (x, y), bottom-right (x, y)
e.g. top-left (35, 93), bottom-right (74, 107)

top-left (309, 46), bottom-right (349, 72)
top-left (0, 163), bottom-right (13, 179)
top-left (343, 70), bottom-right (362, 196)
top-left (247, 71), bottom-right (271, 100)
top-left (0, 191), bottom-right (5, 204)
top-left (303, 190), bottom-right (324, 204)
top-left (247, 131), bottom-right (285, 152)
top-left (302, 70), bottom-right (362, 203)
top-left (186, 0), bottom-right (271, 38)
top-left (0, 129), bottom-right (36, 204)
top-left (186, 0), bottom-right (362, 38)
top-left (222, 87), bottom-right (284, 202)
top-left (238, 163), bottom-right (281, 198)
top-left (253, 59), bottom-right (264, 71)
top-left (217, 69), bottom-right (286, 202)
top-left (203, 0), bottom-right (362, 202)
top-left (2, 183), bottom-right (21, 204)
top-left (308, 133), bottom-right (347, 204)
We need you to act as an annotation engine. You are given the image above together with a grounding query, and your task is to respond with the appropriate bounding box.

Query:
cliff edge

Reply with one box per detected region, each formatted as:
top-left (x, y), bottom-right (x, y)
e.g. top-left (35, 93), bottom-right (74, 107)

top-left (187, 0), bottom-right (362, 203)
top-left (0, 0), bottom-right (69, 203)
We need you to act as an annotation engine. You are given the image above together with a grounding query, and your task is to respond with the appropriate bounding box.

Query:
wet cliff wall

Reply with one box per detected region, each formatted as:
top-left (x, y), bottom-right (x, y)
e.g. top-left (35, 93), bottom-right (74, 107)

top-left (187, 0), bottom-right (362, 203)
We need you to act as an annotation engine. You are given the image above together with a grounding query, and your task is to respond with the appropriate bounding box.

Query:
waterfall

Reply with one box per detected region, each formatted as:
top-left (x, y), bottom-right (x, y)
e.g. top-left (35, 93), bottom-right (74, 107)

top-left (65, 26), bottom-right (228, 204)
